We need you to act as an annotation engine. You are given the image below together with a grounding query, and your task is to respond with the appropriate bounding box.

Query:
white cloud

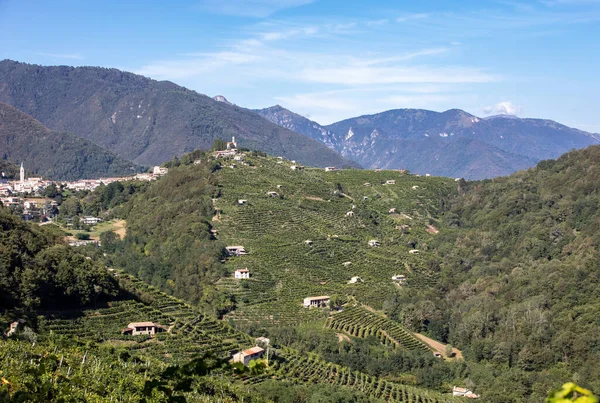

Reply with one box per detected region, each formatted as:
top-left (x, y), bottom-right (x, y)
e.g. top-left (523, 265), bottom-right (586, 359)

top-left (260, 26), bottom-right (318, 41)
top-left (197, 0), bottom-right (315, 18)
top-left (396, 13), bottom-right (430, 22)
top-left (483, 101), bottom-right (522, 115)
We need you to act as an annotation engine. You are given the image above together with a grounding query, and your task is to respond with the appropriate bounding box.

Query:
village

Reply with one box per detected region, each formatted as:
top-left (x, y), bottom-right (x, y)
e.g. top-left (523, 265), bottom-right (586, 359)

top-left (0, 162), bottom-right (169, 222)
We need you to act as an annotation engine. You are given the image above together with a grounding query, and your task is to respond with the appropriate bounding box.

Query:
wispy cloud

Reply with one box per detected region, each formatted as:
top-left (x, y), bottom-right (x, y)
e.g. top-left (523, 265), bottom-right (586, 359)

top-left (396, 13), bottom-right (430, 23)
top-left (196, 0), bottom-right (315, 18)
top-left (35, 52), bottom-right (83, 60)
top-left (483, 101), bottom-right (522, 115)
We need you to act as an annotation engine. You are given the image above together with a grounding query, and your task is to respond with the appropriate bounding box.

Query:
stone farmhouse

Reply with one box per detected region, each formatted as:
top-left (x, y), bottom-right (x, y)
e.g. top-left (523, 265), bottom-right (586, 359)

top-left (303, 296), bottom-right (330, 308)
top-left (233, 346), bottom-right (265, 366)
top-left (121, 322), bottom-right (166, 336)
top-left (226, 246), bottom-right (248, 256)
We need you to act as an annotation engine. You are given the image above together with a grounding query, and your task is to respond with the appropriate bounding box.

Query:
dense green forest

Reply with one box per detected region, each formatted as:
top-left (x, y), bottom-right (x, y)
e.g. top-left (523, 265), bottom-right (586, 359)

top-left (107, 153), bottom-right (232, 315)
top-left (0, 160), bottom-right (18, 179)
top-left (383, 146), bottom-right (600, 401)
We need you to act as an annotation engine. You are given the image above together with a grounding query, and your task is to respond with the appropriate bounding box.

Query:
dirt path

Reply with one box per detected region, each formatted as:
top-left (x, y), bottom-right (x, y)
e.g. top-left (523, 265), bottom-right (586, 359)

top-left (113, 220), bottom-right (126, 238)
top-left (336, 333), bottom-right (351, 343)
top-left (414, 333), bottom-right (463, 360)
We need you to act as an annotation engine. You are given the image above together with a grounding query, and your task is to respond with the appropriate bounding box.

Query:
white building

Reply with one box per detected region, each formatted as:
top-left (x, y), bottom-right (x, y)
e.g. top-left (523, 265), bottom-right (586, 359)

top-left (303, 296), bottom-right (330, 308)
top-left (234, 268), bottom-right (250, 279)
top-left (153, 166), bottom-right (169, 175)
top-left (368, 240), bottom-right (380, 247)
top-left (348, 276), bottom-right (363, 284)
top-left (121, 322), bottom-right (166, 336)
top-left (325, 167), bottom-right (336, 172)
top-left (452, 387), bottom-right (480, 399)
top-left (226, 246), bottom-right (248, 256)
top-left (82, 216), bottom-right (103, 225)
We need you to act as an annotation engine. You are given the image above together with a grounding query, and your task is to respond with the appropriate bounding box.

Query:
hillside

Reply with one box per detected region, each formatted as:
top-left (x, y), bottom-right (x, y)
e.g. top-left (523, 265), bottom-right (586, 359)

top-left (256, 106), bottom-right (600, 179)
top-left (0, 60), bottom-right (359, 169)
top-left (0, 160), bottom-right (18, 179)
top-left (0, 102), bottom-right (138, 180)
top-left (0, 200), bottom-right (458, 402)
top-left (87, 146), bottom-right (600, 401)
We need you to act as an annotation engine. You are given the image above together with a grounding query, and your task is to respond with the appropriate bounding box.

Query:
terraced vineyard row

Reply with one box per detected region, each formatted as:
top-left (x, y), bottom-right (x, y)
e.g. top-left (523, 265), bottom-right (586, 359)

top-left (275, 348), bottom-right (460, 403)
top-left (326, 305), bottom-right (429, 352)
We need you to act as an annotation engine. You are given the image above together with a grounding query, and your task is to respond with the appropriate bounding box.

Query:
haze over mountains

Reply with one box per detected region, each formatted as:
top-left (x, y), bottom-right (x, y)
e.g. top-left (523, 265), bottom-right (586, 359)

top-left (0, 60), bottom-right (358, 170)
top-left (0, 102), bottom-right (136, 180)
top-left (256, 105), bottom-right (600, 179)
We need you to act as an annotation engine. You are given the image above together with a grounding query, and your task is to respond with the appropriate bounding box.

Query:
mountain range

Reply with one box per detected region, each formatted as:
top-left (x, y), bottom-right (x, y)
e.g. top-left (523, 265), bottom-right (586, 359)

top-left (256, 105), bottom-right (600, 179)
top-left (0, 60), bottom-right (358, 170)
top-left (0, 102), bottom-right (137, 180)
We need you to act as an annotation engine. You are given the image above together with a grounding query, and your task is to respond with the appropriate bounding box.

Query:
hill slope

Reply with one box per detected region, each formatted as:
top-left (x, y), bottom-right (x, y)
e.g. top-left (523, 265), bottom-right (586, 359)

top-left (0, 102), bottom-right (138, 180)
top-left (256, 106), bottom-right (600, 179)
top-left (0, 60), bottom-right (359, 169)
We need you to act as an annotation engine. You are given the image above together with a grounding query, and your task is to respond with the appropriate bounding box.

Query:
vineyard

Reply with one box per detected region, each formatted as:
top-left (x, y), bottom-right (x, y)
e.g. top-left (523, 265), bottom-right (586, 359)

top-left (21, 269), bottom-right (461, 402)
top-left (326, 305), bottom-right (429, 351)
top-left (213, 155), bottom-right (456, 328)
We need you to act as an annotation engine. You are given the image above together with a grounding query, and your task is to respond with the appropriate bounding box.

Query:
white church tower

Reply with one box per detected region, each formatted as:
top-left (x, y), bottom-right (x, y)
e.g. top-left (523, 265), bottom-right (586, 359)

top-left (20, 162), bottom-right (24, 183)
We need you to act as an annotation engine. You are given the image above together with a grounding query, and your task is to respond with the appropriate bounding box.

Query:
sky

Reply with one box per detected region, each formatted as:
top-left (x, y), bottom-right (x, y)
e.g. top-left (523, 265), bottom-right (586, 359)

top-left (1, 0), bottom-right (599, 131)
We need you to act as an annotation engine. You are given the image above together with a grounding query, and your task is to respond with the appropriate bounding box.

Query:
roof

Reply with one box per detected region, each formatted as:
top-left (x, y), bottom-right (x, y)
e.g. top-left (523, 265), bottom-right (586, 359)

top-left (236, 268), bottom-right (249, 273)
top-left (226, 246), bottom-right (245, 249)
top-left (242, 346), bottom-right (264, 356)
top-left (128, 322), bottom-right (158, 328)
top-left (305, 296), bottom-right (330, 301)
top-left (453, 387), bottom-right (469, 393)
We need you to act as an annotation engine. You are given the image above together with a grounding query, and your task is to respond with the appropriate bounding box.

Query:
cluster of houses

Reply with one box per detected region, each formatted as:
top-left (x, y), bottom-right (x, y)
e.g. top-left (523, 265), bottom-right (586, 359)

top-left (0, 162), bottom-right (169, 197)
top-left (0, 196), bottom-right (59, 221)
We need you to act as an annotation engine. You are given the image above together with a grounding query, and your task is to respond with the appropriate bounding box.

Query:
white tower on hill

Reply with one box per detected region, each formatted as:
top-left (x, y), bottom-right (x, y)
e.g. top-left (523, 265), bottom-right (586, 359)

top-left (20, 162), bottom-right (24, 183)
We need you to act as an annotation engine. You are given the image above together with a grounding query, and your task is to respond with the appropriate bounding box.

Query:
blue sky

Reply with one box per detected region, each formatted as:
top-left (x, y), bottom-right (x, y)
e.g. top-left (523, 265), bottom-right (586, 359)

top-left (1, 0), bottom-right (599, 131)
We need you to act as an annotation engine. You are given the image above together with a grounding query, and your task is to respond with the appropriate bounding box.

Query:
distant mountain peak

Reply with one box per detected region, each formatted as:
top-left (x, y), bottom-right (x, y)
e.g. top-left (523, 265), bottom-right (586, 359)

top-left (213, 95), bottom-right (232, 105)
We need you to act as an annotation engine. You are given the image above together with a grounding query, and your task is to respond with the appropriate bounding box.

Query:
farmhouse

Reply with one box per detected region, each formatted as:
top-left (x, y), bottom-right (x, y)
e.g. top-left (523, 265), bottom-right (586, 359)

top-left (238, 199), bottom-right (248, 205)
top-left (121, 322), bottom-right (166, 336)
top-left (385, 180), bottom-right (396, 185)
top-left (81, 216), bottom-right (103, 225)
top-left (235, 268), bottom-right (250, 279)
top-left (325, 167), bottom-right (337, 172)
top-left (368, 240), bottom-right (380, 247)
top-left (304, 240), bottom-right (313, 246)
top-left (389, 208), bottom-right (397, 213)
top-left (290, 165), bottom-right (304, 171)
top-left (452, 387), bottom-right (480, 399)
top-left (409, 249), bottom-right (419, 254)
top-left (303, 296), bottom-right (330, 308)
top-left (342, 261), bottom-right (352, 267)
top-left (363, 182), bottom-right (371, 186)
top-left (348, 276), bottom-right (363, 284)
top-left (412, 185), bottom-right (419, 190)
top-left (267, 191), bottom-right (279, 197)
top-left (392, 274), bottom-right (407, 284)
top-left (345, 211), bottom-right (354, 217)
top-left (232, 346), bottom-right (265, 366)
top-left (226, 246), bottom-right (248, 256)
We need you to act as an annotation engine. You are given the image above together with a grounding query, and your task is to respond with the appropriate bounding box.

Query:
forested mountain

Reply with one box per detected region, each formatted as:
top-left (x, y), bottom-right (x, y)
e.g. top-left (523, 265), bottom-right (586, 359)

top-left (0, 60), bottom-right (359, 169)
top-left (256, 105), bottom-right (600, 179)
top-left (393, 145), bottom-right (600, 401)
top-left (0, 102), bottom-right (138, 180)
